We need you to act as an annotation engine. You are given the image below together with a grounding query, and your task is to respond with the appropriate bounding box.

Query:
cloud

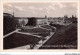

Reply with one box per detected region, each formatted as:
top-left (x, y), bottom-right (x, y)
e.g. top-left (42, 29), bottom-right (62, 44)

top-left (7, 4), bottom-right (12, 8)
top-left (48, 5), bottom-right (55, 10)
top-left (56, 3), bottom-right (66, 8)
top-left (3, 3), bottom-right (77, 17)
top-left (46, 7), bottom-right (50, 11)
top-left (51, 3), bottom-right (66, 8)
top-left (71, 3), bottom-right (77, 8)
top-left (28, 6), bottom-right (36, 10)
top-left (72, 3), bottom-right (77, 7)
top-left (51, 3), bottom-right (55, 6)
top-left (4, 9), bottom-right (12, 13)
top-left (14, 6), bottom-right (23, 11)
top-left (4, 3), bottom-right (12, 8)
top-left (3, 3), bottom-right (13, 13)
top-left (46, 10), bottom-right (50, 14)
top-left (32, 10), bottom-right (37, 14)
top-left (38, 8), bottom-right (43, 11)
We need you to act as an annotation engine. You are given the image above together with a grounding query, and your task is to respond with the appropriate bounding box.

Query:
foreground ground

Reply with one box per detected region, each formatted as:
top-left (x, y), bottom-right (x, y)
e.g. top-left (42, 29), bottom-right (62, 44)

top-left (3, 23), bottom-right (77, 49)
top-left (3, 25), bottom-right (54, 49)
top-left (39, 23), bottom-right (77, 49)
top-left (4, 32), bottom-right (40, 49)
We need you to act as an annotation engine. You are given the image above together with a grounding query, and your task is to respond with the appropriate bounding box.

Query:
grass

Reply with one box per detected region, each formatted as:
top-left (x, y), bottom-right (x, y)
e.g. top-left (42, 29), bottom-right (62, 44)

top-left (33, 32), bottom-right (50, 37)
top-left (4, 32), bottom-right (40, 49)
top-left (39, 23), bottom-right (77, 49)
top-left (19, 27), bottom-right (52, 33)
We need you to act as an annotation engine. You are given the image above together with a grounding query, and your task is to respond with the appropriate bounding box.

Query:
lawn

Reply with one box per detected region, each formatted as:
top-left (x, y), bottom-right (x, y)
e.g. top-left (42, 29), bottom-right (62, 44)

top-left (39, 23), bottom-right (77, 49)
top-left (32, 32), bottom-right (51, 37)
top-left (4, 32), bottom-right (40, 49)
top-left (19, 27), bottom-right (52, 34)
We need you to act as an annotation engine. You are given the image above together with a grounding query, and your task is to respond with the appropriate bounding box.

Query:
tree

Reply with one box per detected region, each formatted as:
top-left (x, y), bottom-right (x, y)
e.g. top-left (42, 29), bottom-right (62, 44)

top-left (3, 14), bottom-right (20, 35)
top-left (21, 20), bottom-right (25, 27)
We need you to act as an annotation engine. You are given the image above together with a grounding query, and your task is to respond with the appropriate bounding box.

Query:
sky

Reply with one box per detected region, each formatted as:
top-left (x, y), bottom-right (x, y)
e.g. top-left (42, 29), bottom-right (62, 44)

top-left (3, 2), bottom-right (78, 17)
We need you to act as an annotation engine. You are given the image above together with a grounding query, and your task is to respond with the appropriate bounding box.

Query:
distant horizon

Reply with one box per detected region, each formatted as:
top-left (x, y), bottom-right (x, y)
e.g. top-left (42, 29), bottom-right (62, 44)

top-left (4, 12), bottom-right (77, 18)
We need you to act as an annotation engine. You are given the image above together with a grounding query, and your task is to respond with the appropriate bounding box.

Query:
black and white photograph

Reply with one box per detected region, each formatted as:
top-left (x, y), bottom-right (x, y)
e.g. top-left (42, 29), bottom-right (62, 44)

top-left (3, 2), bottom-right (78, 50)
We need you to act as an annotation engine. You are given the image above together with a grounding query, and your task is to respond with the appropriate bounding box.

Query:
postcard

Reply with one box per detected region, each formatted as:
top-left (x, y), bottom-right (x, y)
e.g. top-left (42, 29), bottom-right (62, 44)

top-left (0, 0), bottom-right (79, 52)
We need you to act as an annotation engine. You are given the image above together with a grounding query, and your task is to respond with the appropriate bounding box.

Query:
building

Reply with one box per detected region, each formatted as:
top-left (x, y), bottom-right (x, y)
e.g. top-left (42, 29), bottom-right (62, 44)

top-left (15, 15), bottom-right (48, 27)
top-left (15, 15), bottom-right (77, 27)
top-left (47, 15), bottom-right (77, 26)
